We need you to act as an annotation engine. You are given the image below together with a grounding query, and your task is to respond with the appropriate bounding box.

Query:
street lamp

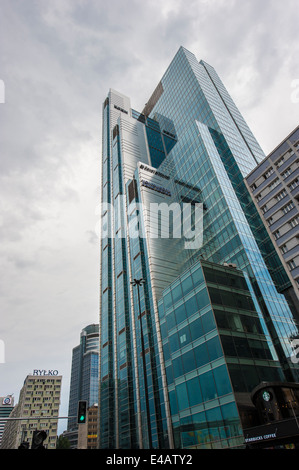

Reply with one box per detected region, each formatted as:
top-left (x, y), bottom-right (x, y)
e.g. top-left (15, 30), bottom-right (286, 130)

top-left (131, 278), bottom-right (152, 449)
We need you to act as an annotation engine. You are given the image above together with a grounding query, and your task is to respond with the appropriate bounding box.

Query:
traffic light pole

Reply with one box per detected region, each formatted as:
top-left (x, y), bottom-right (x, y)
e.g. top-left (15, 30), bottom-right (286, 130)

top-left (0, 416), bottom-right (76, 421)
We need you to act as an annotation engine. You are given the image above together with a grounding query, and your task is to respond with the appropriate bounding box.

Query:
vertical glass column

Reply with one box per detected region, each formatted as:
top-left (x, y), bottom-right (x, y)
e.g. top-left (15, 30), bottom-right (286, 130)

top-left (99, 98), bottom-right (115, 448)
top-left (126, 176), bottom-right (169, 449)
top-left (112, 124), bottom-right (138, 448)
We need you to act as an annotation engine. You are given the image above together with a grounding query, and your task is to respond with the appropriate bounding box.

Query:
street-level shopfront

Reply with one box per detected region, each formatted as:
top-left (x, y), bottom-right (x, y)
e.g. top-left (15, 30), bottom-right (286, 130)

top-left (244, 382), bottom-right (299, 449)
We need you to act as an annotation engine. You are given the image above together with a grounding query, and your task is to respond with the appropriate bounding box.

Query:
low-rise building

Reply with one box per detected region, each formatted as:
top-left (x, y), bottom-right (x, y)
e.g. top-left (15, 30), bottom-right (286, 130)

top-left (1, 372), bottom-right (62, 449)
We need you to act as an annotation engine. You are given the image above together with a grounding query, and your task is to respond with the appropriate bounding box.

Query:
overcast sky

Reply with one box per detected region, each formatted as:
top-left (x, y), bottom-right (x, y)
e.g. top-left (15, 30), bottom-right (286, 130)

top-left (0, 0), bottom-right (298, 435)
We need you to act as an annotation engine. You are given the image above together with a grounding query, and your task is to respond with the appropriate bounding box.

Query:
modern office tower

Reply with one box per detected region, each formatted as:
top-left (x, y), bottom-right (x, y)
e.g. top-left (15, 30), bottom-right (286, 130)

top-left (245, 125), bottom-right (299, 317)
top-left (0, 395), bottom-right (14, 446)
top-left (66, 324), bottom-right (99, 448)
top-left (0, 373), bottom-right (62, 449)
top-left (99, 46), bottom-right (299, 450)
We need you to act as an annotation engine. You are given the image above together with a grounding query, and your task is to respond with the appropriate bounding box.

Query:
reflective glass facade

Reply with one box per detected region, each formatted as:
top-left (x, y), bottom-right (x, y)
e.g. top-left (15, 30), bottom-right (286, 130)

top-left (99, 49), bottom-right (299, 450)
top-left (67, 324), bottom-right (99, 436)
top-left (148, 47), bottom-right (299, 382)
top-left (158, 260), bottom-right (284, 448)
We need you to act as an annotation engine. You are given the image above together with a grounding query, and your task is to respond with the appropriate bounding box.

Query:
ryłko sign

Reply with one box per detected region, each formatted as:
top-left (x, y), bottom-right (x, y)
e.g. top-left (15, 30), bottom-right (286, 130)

top-left (33, 370), bottom-right (59, 376)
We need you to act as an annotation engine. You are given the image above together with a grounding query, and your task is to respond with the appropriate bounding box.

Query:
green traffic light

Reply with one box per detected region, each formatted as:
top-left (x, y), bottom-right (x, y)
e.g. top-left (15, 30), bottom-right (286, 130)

top-left (77, 400), bottom-right (87, 424)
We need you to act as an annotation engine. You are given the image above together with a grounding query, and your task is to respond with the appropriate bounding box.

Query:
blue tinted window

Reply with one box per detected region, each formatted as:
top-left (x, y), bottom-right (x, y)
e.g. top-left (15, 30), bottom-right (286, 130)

top-left (166, 365), bottom-right (174, 385)
top-left (158, 302), bottom-right (165, 319)
top-left (186, 377), bottom-right (203, 407)
top-left (181, 276), bottom-right (193, 296)
top-left (206, 407), bottom-right (222, 442)
top-left (166, 311), bottom-right (176, 331)
top-left (164, 292), bottom-right (173, 310)
top-left (182, 349), bottom-right (196, 374)
top-left (185, 296), bottom-right (198, 318)
top-left (200, 370), bottom-right (217, 401)
top-left (172, 283), bottom-right (183, 303)
top-left (176, 383), bottom-right (189, 410)
top-left (194, 343), bottom-right (209, 368)
top-left (206, 406), bottom-right (222, 425)
top-left (174, 303), bottom-right (187, 324)
top-left (169, 390), bottom-right (178, 415)
top-left (163, 135), bottom-right (177, 155)
top-left (196, 288), bottom-right (210, 310)
top-left (201, 310), bottom-right (216, 333)
top-left (191, 267), bottom-right (204, 287)
top-left (178, 325), bottom-right (191, 347)
top-left (190, 317), bottom-right (204, 341)
top-left (163, 343), bottom-right (170, 362)
top-left (168, 333), bottom-right (180, 353)
top-left (221, 402), bottom-right (239, 422)
top-left (207, 336), bottom-right (223, 362)
top-left (213, 365), bottom-right (232, 396)
top-left (172, 356), bottom-right (184, 379)
top-left (221, 402), bottom-right (241, 437)
top-left (160, 322), bottom-right (167, 340)
top-left (192, 410), bottom-right (206, 425)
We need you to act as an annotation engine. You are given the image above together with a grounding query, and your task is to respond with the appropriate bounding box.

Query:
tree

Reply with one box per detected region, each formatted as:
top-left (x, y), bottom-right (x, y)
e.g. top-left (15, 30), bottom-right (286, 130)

top-left (56, 434), bottom-right (71, 449)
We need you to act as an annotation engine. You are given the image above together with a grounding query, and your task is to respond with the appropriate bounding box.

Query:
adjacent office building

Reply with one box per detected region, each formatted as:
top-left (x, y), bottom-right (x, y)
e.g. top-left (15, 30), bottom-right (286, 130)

top-left (77, 403), bottom-right (98, 449)
top-left (99, 47), bottom-right (299, 450)
top-left (66, 324), bottom-right (99, 448)
top-left (0, 395), bottom-right (14, 447)
top-left (245, 125), bottom-right (299, 317)
top-left (1, 373), bottom-right (62, 449)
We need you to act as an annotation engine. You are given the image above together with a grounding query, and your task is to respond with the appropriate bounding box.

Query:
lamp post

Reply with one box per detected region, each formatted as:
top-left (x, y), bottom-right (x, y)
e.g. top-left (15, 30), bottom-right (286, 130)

top-left (131, 278), bottom-right (152, 449)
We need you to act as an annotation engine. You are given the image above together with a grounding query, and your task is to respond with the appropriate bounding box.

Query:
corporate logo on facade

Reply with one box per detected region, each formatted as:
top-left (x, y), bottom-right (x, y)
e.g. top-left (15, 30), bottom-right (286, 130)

top-left (141, 179), bottom-right (172, 197)
top-left (33, 369), bottom-right (59, 376)
top-left (2, 396), bottom-right (12, 406)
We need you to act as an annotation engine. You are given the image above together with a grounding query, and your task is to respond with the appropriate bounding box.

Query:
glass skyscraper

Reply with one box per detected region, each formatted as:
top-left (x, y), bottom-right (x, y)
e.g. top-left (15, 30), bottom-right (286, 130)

top-left (66, 324), bottom-right (99, 448)
top-left (99, 47), bottom-right (299, 450)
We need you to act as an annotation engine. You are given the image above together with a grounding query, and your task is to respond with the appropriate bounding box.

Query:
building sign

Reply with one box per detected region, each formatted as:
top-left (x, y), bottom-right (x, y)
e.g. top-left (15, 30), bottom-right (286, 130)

top-left (33, 370), bottom-right (59, 376)
top-left (244, 417), bottom-right (299, 446)
top-left (139, 164), bottom-right (170, 181)
top-left (2, 396), bottom-right (12, 405)
top-left (244, 431), bottom-right (277, 444)
top-left (141, 180), bottom-right (171, 197)
top-left (114, 104), bottom-right (128, 115)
